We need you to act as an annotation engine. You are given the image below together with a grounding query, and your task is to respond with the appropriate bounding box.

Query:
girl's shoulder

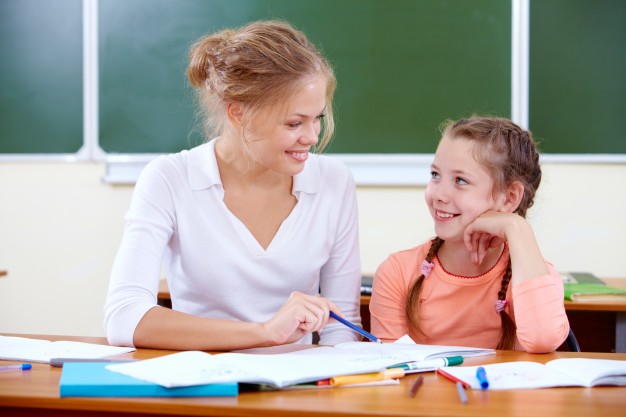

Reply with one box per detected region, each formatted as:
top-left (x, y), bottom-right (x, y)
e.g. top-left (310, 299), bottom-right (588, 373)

top-left (384, 241), bottom-right (433, 267)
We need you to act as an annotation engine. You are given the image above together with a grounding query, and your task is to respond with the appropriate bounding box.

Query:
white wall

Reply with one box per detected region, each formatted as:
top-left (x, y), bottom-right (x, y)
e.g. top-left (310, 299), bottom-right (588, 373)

top-left (1, 162), bottom-right (625, 336)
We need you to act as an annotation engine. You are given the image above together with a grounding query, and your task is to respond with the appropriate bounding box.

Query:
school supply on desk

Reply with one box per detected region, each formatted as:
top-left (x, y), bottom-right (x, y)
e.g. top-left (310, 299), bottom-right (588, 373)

top-left (390, 356), bottom-right (463, 373)
top-left (106, 338), bottom-right (494, 389)
top-left (408, 375), bottom-right (424, 398)
top-left (563, 283), bottom-right (626, 301)
top-left (50, 357), bottom-right (136, 367)
top-left (0, 363), bottom-right (31, 372)
top-left (330, 368), bottom-right (404, 386)
top-left (456, 382), bottom-right (468, 404)
top-left (0, 335), bottom-right (135, 363)
top-left (436, 367), bottom-right (470, 389)
top-left (59, 362), bottom-right (238, 397)
top-left (330, 311), bottom-right (382, 343)
top-left (475, 366), bottom-right (489, 390)
top-left (560, 272), bottom-right (605, 285)
top-left (437, 358), bottom-right (626, 390)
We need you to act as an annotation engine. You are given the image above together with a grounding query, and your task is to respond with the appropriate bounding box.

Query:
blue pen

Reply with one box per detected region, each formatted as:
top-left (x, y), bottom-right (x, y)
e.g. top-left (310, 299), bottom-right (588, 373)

top-left (476, 366), bottom-right (489, 390)
top-left (0, 364), bottom-right (32, 372)
top-left (329, 311), bottom-right (382, 343)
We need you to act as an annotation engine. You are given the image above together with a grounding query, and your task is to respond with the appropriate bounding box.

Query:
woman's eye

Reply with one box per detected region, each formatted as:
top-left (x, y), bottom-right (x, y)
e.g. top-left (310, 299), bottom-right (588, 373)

top-left (287, 122), bottom-right (301, 128)
top-left (455, 177), bottom-right (469, 185)
top-left (430, 171), bottom-right (440, 179)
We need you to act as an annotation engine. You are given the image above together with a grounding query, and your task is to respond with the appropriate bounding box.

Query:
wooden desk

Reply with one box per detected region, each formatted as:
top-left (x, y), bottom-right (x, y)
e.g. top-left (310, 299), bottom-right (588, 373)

top-left (1, 334), bottom-right (625, 417)
top-left (159, 279), bottom-right (626, 353)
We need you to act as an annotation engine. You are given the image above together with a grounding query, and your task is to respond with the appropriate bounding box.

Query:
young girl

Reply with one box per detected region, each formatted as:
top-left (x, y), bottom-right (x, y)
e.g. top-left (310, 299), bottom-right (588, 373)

top-left (369, 116), bottom-right (569, 352)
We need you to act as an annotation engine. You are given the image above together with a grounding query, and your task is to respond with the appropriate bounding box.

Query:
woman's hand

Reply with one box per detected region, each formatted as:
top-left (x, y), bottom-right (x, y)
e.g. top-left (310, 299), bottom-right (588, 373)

top-left (261, 291), bottom-right (340, 345)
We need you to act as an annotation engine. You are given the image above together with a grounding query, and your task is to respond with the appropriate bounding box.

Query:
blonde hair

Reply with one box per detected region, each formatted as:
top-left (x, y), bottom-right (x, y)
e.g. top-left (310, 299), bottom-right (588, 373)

top-left (187, 20), bottom-right (336, 152)
top-left (406, 116), bottom-right (542, 350)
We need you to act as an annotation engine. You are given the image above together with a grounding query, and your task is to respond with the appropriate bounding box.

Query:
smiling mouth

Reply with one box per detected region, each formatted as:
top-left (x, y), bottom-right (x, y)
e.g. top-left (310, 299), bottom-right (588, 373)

top-left (286, 150), bottom-right (309, 162)
top-left (436, 210), bottom-right (459, 219)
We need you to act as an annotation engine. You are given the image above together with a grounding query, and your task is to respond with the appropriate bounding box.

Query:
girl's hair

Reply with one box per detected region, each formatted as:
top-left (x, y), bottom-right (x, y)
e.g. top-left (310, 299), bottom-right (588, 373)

top-left (406, 116), bottom-right (541, 350)
top-left (186, 20), bottom-right (336, 152)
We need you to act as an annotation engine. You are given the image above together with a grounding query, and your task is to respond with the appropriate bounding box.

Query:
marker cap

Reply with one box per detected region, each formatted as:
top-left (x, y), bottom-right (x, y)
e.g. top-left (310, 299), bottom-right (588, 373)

top-left (445, 356), bottom-right (464, 366)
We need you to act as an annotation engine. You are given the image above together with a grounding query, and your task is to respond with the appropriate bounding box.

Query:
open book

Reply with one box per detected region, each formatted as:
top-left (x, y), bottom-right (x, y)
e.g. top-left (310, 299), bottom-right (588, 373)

top-left (0, 335), bottom-right (135, 363)
top-left (106, 338), bottom-right (494, 389)
top-left (439, 358), bottom-right (626, 390)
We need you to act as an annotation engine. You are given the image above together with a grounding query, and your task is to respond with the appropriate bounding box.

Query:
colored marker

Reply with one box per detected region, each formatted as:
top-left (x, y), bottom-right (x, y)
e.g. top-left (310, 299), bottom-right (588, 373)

top-left (0, 364), bottom-right (32, 372)
top-left (390, 356), bottom-right (464, 372)
top-left (476, 366), bottom-right (489, 390)
top-left (456, 382), bottom-right (469, 404)
top-left (49, 358), bottom-right (136, 368)
top-left (408, 375), bottom-right (424, 398)
top-left (436, 367), bottom-right (470, 389)
top-left (330, 368), bottom-right (404, 386)
top-left (329, 311), bottom-right (382, 344)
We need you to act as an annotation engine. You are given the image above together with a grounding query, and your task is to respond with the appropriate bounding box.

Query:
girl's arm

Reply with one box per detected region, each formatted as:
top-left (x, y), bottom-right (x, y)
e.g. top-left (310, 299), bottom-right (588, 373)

top-left (463, 211), bottom-right (549, 285)
top-left (369, 255), bottom-right (412, 342)
top-left (512, 263), bottom-right (570, 353)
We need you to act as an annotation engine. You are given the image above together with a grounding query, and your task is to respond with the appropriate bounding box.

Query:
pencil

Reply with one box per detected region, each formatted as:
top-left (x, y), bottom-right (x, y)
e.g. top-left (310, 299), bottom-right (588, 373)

top-left (408, 375), bottom-right (424, 398)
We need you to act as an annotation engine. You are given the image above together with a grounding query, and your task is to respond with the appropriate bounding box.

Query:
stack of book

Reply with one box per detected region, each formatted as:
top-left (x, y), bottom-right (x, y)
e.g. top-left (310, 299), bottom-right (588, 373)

top-left (561, 272), bottom-right (626, 301)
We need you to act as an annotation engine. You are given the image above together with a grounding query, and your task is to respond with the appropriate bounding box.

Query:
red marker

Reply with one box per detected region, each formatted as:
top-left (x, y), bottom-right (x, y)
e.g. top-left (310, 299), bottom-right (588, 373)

top-left (436, 367), bottom-right (470, 389)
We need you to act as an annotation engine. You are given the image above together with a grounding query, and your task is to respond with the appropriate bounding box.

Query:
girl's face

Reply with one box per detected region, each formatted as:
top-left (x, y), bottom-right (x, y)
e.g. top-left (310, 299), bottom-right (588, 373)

top-left (425, 136), bottom-right (507, 242)
top-left (243, 75), bottom-right (327, 177)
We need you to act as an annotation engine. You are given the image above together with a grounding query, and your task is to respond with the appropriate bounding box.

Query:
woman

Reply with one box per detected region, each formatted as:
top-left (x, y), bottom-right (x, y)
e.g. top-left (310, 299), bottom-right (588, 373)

top-left (104, 20), bottom-right (362, 350)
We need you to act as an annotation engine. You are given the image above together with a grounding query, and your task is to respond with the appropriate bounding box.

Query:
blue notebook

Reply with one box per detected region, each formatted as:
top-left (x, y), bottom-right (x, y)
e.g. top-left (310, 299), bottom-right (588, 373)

top-left (59, 362), bottom-right (238, 397)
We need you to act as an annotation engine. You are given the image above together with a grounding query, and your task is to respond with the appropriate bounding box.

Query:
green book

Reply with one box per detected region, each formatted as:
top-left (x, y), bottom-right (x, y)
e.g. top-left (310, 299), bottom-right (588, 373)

top-left (563, 283), bottom-right (626, 302)
top-left (560, 272), bottom-right (605, 285)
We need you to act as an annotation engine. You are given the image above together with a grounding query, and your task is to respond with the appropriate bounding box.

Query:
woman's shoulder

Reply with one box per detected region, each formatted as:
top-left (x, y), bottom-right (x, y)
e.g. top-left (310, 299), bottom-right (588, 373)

top-left (135, 147), bottom-right (196, 189)
top-left (300, 154), bottom-right (355, 195)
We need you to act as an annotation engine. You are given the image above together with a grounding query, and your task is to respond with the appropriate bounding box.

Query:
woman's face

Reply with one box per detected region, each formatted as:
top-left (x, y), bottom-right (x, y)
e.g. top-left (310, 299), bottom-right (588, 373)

top-left (243, 75), bottom-right (327, 176)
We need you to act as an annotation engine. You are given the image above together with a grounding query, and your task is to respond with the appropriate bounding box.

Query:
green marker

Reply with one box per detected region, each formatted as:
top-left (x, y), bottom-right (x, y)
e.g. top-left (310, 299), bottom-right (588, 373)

top-left (389, 356), bottom-right (464, 372)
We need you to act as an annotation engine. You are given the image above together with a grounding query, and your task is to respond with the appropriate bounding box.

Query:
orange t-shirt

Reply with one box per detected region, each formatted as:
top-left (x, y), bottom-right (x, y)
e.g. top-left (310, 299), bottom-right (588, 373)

top-left (370, 242), bottom-right (569, 353)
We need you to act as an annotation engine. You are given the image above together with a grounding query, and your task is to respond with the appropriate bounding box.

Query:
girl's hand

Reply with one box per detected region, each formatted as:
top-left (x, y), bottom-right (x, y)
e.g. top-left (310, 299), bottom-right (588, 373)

top-left (262, 291), bottom-right (339, 345)
top-left (463, 211), bottom-right (523, 264)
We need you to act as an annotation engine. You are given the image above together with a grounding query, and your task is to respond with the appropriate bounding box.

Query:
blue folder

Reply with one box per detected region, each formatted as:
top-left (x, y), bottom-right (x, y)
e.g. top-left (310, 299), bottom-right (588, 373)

top-left (59, 362), bottom-right (238, 397)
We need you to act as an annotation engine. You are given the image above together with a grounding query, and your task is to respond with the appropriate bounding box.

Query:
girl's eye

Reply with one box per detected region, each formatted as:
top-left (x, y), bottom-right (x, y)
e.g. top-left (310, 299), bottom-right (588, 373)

top-left (455, 177), bottom-right (469, 185)
top-left (287, 122), bottom-right (302, 128)
top-left (430, 171), bottom-right (440, 180)
top-left (316, 113), bottom-right (326, 121)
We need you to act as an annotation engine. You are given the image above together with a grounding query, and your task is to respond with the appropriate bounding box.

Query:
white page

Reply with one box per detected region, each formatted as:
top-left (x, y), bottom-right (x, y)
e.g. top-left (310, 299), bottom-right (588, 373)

top-left (0, 335), bottom-right (135, 363)
top-left (107, 347), bottom-right (415, 388)
top-left (334, 339), bottom-right (495, 361)
top-left (546, 358), bottom-right (626, 386)
top-left (439, 362), bottom-right (584, 390)
top-left (106, 339), bottom-right (494, 389)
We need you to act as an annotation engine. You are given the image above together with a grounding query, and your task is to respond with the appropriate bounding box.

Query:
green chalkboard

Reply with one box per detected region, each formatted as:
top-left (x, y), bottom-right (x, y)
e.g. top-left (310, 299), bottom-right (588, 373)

top-left (99, 0), bottom-right (511, 154)
top-left (529, 0), bottom-right (626, 154)
top-left (0, 0), bottom-right (83, 154)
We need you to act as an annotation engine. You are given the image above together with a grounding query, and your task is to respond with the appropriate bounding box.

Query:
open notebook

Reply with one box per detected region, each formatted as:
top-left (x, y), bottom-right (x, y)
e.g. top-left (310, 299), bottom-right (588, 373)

top-left (438, 358), bottom-right (626, 389)
top-left (0, 335), bottom-right (134, 363)
top-left (106, 336), bottom-right (494, 389)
